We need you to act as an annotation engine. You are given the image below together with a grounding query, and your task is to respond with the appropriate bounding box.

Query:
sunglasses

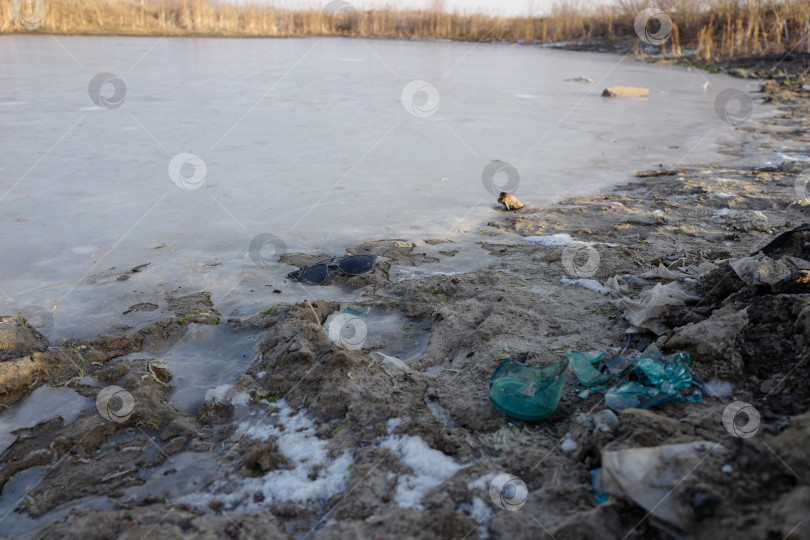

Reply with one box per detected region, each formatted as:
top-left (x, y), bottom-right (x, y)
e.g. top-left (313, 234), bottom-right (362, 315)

top-left (287, 254), bottom-right (377, 285)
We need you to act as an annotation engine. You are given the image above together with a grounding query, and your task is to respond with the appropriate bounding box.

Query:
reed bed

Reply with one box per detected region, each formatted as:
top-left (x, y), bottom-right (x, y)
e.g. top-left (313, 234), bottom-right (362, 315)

top-left (2, 0), bottom-right (809, 60)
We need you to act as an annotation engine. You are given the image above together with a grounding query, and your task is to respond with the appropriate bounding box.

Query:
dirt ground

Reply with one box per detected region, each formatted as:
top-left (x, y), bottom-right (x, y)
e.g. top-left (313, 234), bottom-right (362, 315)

top-left (1, 60), bottom-right (809, 540)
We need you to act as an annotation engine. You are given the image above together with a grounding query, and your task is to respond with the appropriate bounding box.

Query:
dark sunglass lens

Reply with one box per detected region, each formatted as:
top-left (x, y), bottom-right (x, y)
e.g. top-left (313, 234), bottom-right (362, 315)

top-left (300, 264), bottom-right (329, 285)
top-left (338, 255), bottom-right (376, 275)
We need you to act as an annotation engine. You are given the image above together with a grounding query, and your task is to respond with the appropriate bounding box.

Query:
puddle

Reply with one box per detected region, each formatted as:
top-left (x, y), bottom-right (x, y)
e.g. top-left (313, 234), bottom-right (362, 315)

top-left (161, 324), bottom-right (264, 415)
top-left (0, 386), bottom-right (94, 455)
top-left (326, 305), bottom-right (431, 363)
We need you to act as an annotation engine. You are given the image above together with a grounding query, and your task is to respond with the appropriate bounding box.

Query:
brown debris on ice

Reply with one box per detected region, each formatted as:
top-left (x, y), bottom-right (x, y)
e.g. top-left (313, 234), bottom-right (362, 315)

top-left (601, 86), bottom-right (650, 97)
top-left (497, 191), bottom-right (524, 210)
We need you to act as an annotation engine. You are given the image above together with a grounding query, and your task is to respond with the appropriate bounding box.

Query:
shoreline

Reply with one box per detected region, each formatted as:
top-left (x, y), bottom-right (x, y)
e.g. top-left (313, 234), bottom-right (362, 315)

top-left (1, 50), bottom-right (809, 540)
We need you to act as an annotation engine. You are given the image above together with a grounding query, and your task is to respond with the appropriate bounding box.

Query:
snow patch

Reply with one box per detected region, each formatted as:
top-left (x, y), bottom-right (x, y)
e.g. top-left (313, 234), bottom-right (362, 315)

top-left (381, 435), bottom-right (464, 509)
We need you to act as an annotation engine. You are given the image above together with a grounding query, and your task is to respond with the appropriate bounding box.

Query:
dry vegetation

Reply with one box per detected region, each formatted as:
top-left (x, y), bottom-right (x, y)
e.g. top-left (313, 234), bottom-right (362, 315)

top-left (2, 0), bottom-right (810, 60)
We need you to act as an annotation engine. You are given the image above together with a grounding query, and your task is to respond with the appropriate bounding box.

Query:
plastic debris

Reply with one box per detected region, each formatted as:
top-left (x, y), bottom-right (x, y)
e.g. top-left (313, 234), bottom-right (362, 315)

top-left (758, 223), bottom-right (809, 256)
top-left (567, 350), bottom-right (610, 387)
top-left (591, 468), bottom-right (608, 504)
top-left (729, 253), bottom-right (793, 286)
top-left (560, 277), bottom-right (609, 295)
top-left (638, 264), bottom-right (689, 281)
top-left (372, 351), bottom-right (409, 372)
top-left (604, 275), bottom-right (629, 296)
top-left (599, 441), bottom-right (728, 533)
top-left (604, 345), bottom-right (702, 412)
top-left (624, 210), bottom-right (665, 225)
top-left (592, 409), bottom-right (619, 433)
top-left (564, 76), bottom-right (594, 83)
top-left (605, 381), bottom-right (677, 411)
top-left (560, 435), bottom-right (578, 453)
top-left (489, 357), bottom-right (569, 421)
top-left (577, 385), bottom-right (606, 399)
top-left (684, 261), bottom-right (720, 277)
top-left (617, 282), bottom-right (701, 335)
top-left (605, 355), bottom-right (636, 377)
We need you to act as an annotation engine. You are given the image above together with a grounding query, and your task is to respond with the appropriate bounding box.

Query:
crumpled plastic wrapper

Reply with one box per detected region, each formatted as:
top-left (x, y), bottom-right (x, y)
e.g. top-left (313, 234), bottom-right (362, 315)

top-left (729, 253), bottom-right (794, 286)
top-left (615, 282), bottom-right (701, 335)
top-left (638, 263), bottom-right (689, 281)
top-left (600, 441), bottom-right (728, 533)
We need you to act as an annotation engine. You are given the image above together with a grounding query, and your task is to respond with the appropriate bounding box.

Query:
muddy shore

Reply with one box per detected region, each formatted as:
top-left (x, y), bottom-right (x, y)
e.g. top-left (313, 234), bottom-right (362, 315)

top-left (1, 61), bottom-right (809, 540)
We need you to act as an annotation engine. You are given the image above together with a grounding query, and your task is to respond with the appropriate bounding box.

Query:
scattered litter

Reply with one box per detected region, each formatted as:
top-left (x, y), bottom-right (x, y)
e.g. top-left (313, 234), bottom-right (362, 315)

top-left (489, 357), bottom-right (569, 421)
top-left (394, 241), bottom-right (413, 248)
top-left (560, 277), bottom-right (609, 295)
top-left (599, 441), bottom-right (728, 533)
top-left (601, 86), bottom-right (650, 98)
top-left (729, 253), bottom-right (793, 286)
top-left (567, 350), bottom-right (610, 386)
top-left (497, 192), bottom-right (524, 210)
top-left (604, 275), bottom-right (629, 296)
top-left (525, 233), bottom-right (575, 246)
top-left (715, 209), bottom-right (770, 232)
top-left (703, 379), bottom-right (733, 398)
top-left (624, 210), bottom-right (666, 225)
top-left (605, 354), bottom-right (636, 377)
top-left (592, 409), bottom-right (619, 433)
top-left (560, 435), bottom-right (578, 453)
top-left (591, 468), bottom-right (608, 504)
top-left (721, 464), bottom-right (734, 473)
top-left (577, 385), bottom-right (606, 399)
top-left (757, 223), bottom-right (809, 257)
top-left (638, 264), bottom-right (689, 281)
top-left (604, 344), bottom-right (701, 412)
top-left (684, 261), bottom-right (720, 277)
top-left (372, 351), bottom-right (410, 372)
top-left (617, 282), bottom-right (701, 335)
top-left (564, 75), bottom-right (594, 83)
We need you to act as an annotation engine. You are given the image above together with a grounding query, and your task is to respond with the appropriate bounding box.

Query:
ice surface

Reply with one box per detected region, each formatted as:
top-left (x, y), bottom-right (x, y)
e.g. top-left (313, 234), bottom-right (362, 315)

top-left (0, 386), bottom-right (93, 455)
top-left (1, 36), bottom-right (766, 343)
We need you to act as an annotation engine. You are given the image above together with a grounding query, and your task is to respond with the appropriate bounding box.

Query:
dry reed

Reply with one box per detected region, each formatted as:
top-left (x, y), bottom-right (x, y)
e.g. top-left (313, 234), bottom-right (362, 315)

top-left (2, 0), bottom-right (809, 60)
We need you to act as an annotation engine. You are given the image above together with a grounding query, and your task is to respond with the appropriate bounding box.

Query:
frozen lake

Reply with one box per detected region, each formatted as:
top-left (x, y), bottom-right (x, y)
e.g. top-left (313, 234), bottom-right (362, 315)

top-left (0, 35), bottom-right (764, 338)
